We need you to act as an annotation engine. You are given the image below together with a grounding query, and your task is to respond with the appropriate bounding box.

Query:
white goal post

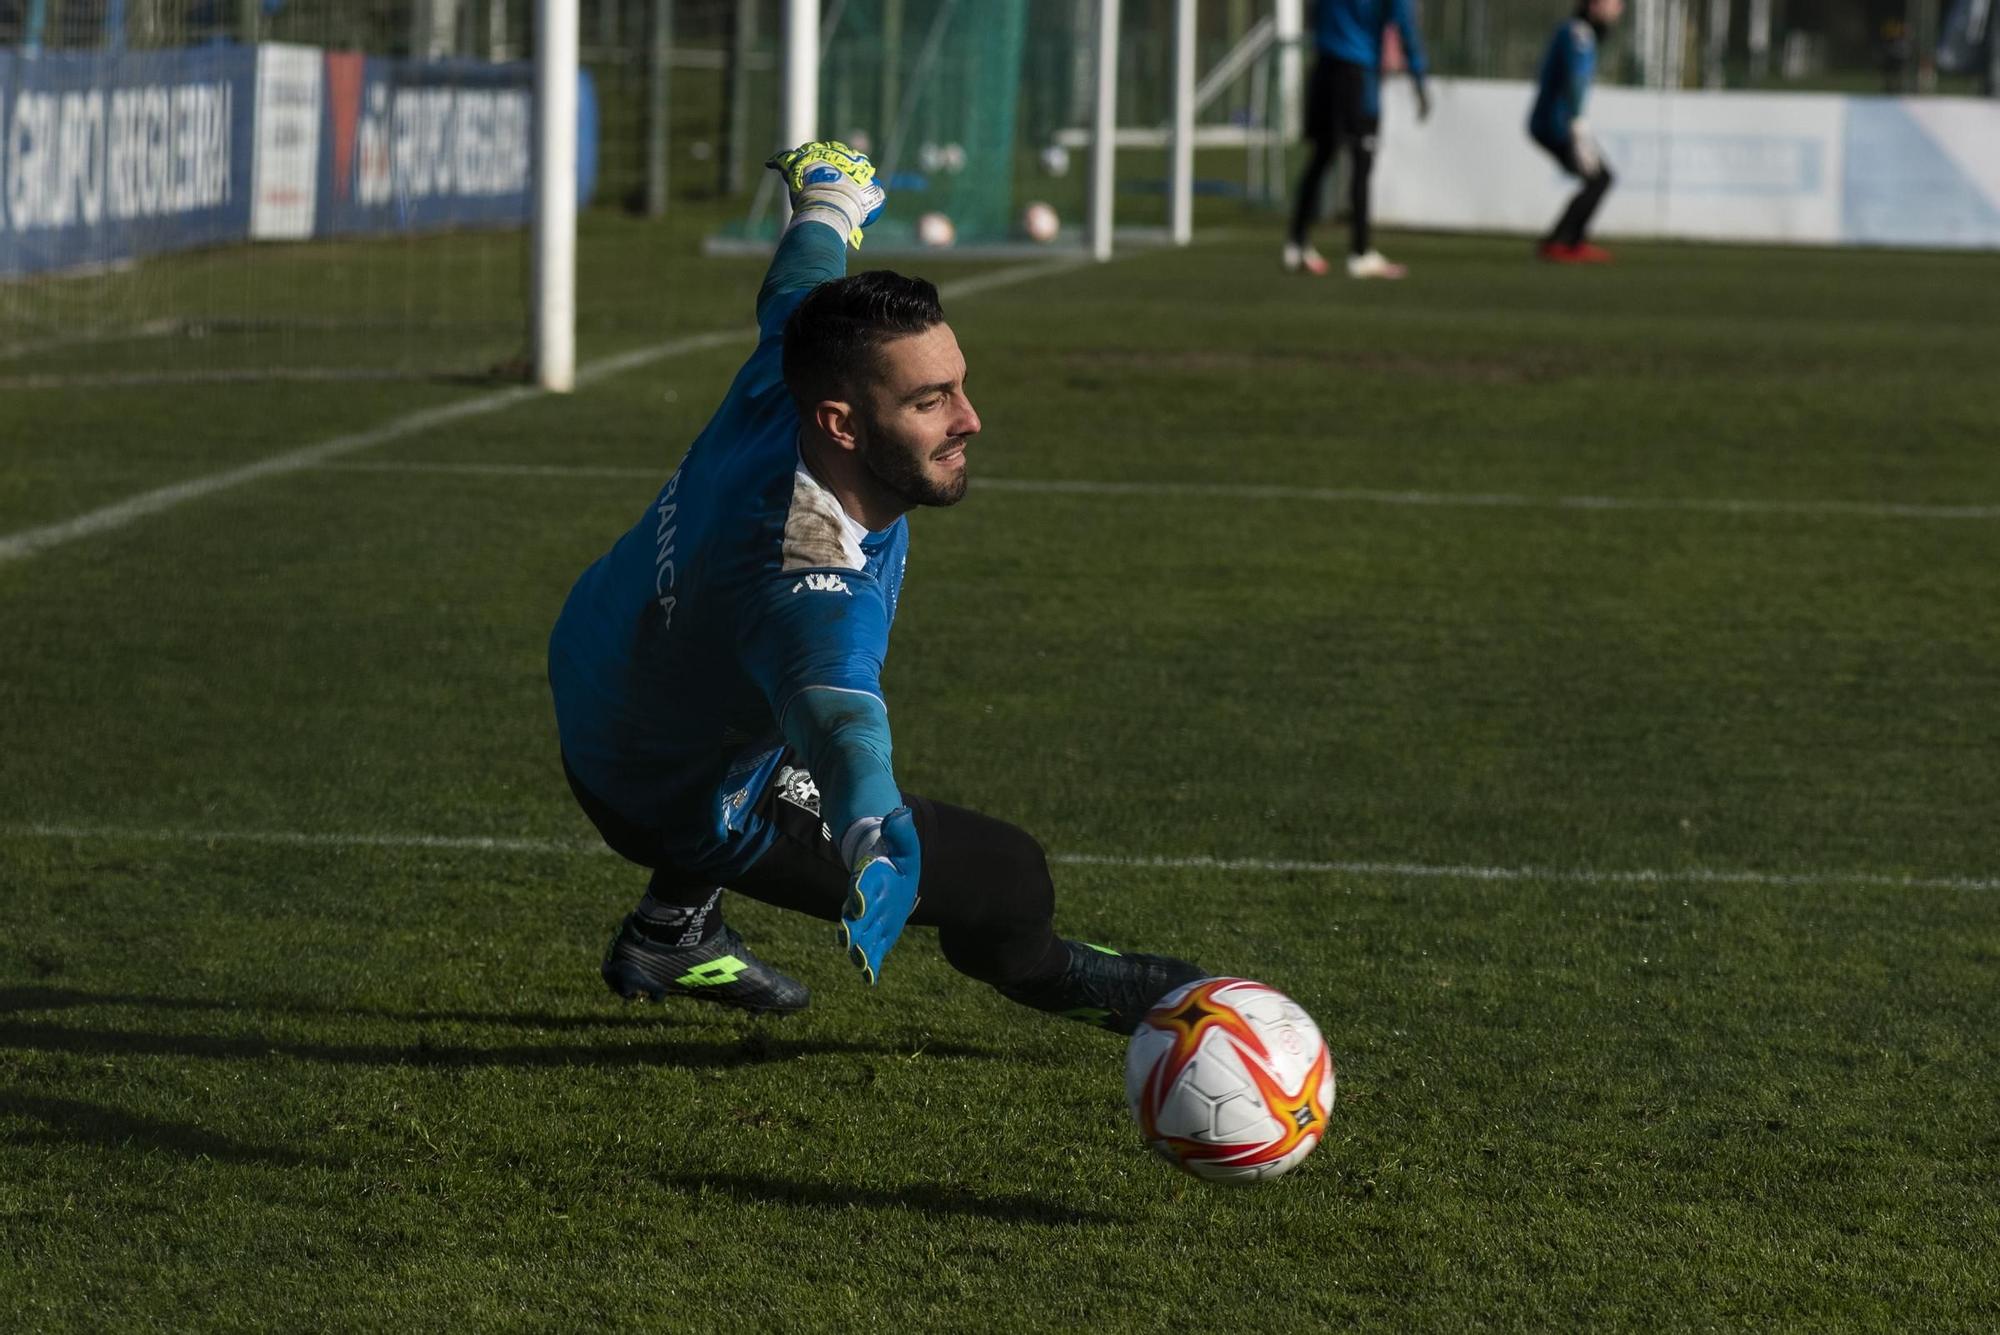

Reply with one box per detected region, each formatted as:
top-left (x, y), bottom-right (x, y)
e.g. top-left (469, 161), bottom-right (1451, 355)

top-left (768, 0), bottom-right (1298, 261)
top-left (533, 0), bottom-right (578, 392)
top-left (1061, 1), bottom-right (1304, 257)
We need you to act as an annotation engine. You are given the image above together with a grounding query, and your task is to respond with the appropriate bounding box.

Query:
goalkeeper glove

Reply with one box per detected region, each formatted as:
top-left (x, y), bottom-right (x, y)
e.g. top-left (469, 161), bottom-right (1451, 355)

top-left (766, 140), bottom-right (887, 250)
top-left (837, 806), bottom-right (921, 985)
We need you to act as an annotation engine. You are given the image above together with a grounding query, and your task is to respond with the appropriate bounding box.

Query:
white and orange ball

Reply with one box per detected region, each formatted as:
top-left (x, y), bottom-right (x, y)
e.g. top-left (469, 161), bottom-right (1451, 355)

top-left (1125, 977), bottom-right (1335, 1184)
top-left (1020, 201), bottom-right (1060, 244)
top-left (915, 211), bottom-right (956, 247)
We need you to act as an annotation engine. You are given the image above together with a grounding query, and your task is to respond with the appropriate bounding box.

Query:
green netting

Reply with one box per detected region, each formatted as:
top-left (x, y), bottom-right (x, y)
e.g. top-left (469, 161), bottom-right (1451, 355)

top-left (725, 0), bottom-right (1031, 247)
top-left (823, 0), bottom-right (1030, 245)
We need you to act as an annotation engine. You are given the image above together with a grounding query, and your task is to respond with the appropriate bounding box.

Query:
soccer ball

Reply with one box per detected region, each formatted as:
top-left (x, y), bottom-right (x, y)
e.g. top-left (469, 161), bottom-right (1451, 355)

top-left (1039, 144), bottom-right (1071, 177)
top-left (1125, 977), bottom-right (1335, 1184)
top-left (1020, 201), bottom-right (1060, 244)
top-left (916, 212), bottom-right (956, 247)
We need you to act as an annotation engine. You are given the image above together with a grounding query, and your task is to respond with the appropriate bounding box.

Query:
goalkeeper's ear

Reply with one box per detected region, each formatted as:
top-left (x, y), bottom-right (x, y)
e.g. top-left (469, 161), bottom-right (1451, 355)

top-left (810, 398), bottom-right (862, 452)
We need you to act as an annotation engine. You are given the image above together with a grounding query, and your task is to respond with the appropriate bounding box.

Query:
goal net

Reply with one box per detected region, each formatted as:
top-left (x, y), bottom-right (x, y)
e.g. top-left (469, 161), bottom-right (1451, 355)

top-left (713, 0), bottom-right (1303, 257)
top-left (710, 0), bottom-right (1032, 251)
top-left (0, 1), bottom-right (581, 387)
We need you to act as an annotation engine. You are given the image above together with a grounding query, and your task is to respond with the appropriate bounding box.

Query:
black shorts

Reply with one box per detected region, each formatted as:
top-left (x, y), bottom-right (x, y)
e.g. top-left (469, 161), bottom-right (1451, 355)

top-left (1305, 55), bottom-right (1377, 145)
top-left (1537, 133), bottom-right (1611, 182)
top-left (562, 751), bottom-right (1052, 933)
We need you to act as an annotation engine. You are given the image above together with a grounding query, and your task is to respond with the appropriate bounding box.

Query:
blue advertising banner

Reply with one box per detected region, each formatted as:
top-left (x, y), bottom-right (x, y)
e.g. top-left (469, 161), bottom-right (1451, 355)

top-left (316, 53), bottom-right (539, 236)
top-left (4, 43), bottom-right (599, 276)
top-left (0, 45), bottom-right (256, 276)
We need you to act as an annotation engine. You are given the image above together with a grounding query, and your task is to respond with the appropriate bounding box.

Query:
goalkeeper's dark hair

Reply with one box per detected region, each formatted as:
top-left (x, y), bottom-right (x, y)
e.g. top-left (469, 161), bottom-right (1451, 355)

top-left (782, 270), bottom-right (946, 414)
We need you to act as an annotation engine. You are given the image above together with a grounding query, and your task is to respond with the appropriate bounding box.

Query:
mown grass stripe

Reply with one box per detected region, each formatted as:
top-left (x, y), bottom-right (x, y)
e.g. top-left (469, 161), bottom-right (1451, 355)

top-left (0, 259), bottom-right (1097, 566)
top-left (309, 459), bottom-right (2000, 523)
top-left (5, 822), bottom-right (1991, 892)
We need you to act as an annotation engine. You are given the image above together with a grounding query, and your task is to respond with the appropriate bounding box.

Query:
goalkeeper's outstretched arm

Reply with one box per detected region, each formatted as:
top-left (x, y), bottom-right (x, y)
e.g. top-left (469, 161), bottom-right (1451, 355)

top-left (756, 222), bottom-right (850, 338)
top-left (755, 141), bottom-right (888, 337)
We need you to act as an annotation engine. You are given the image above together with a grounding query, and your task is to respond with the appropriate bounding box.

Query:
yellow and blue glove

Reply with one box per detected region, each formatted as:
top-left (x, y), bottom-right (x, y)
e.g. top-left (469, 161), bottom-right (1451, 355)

top-left (837, 806), bottom-right (921, 984)
top-left (766, 140), bottom-right (887, 249)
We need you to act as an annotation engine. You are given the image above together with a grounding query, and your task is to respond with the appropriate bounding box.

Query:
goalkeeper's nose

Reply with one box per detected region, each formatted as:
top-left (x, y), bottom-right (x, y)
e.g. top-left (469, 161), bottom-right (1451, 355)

top-left (948, 391), bottom-right (981, 443)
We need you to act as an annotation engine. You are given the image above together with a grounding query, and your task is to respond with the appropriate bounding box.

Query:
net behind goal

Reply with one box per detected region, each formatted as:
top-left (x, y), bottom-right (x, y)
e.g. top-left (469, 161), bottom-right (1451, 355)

top-left (819, 0), bottom-right (1030, 248)
top-left (717, 0), bottom-right (1032, 251)
top-left (0, 2), bottom-right (584, 388)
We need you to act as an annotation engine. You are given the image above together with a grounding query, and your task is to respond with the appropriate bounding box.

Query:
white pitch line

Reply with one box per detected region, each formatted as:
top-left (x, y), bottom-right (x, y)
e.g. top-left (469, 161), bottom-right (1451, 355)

top-left (1050, 852), bottom-right (2000, 892)
top-left (929, 257), bottom-right (1093, 300)
top-left (309, 459), bottom-right (2000, 523)
top-left (973, 478), bottom-right (2000, 522)
top-left (329, 461), bottom-right (662, 480)
top-left (0, 314), bottom-right (174, 364)
top-left (0, 259), bottom-right (1102, 567)
top-left (3, 822), bottom-right (1992, 893)
top-left (0, 388), bottom-right (533, 564)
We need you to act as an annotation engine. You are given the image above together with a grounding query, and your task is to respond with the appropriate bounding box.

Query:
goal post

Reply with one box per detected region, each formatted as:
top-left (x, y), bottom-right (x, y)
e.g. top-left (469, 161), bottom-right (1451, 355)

top-left (783, 0), bottom-right (821, 169)
top-left (1090, 0), bottom-right (1121, 260)
top-left (534, 0), bottom-right (578, 392)
top-left (1171, 0), bottom-right (1198, 248)
top-left (0, 1), bottom-right (597, 388)
top-left (704, 2), bottom-right (1308, 262)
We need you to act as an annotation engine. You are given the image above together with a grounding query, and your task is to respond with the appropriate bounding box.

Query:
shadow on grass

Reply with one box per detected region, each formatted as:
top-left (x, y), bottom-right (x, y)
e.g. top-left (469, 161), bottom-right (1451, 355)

top-left (2, 1091), bottom-right (330, 1168)
top-left (0, 986), bottom-right (1009, 1068)
top-left (0, 984), bottom-right (683, 1032)
top-left (660, 1171), bottom-right (1125, 1227)
top-left (0, 1017), bottom-right (1006, 1070)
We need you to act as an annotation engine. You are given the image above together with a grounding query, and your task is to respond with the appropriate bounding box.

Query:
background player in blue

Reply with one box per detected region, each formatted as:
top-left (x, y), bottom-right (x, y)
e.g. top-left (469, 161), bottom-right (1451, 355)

top-left (1284, 0), bottom-right (1432, 280)
top-left (548, 142), bottom-right (1203, 1032)
top-left (1529, 0), bottom-right (1624, 264)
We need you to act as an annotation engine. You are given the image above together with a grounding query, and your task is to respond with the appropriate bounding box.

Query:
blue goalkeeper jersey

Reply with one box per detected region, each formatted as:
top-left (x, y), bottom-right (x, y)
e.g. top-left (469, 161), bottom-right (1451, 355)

top-left (548, 222), bottom-right (906, 878)
top-left (1314, 0), bottom-right (1429, 79)
top-left (1530, 18), bottom-right (1598, 149)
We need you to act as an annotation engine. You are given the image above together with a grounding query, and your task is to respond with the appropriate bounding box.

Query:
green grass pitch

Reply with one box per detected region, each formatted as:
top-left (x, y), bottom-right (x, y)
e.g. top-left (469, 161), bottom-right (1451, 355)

top-left (3, 212), bottom-right (1998, 1329)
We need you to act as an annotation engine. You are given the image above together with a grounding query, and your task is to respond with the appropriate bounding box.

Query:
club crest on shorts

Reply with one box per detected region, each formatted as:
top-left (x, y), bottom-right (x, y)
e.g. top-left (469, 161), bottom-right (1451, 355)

top-left (775, 765), bottom-right (822, 814)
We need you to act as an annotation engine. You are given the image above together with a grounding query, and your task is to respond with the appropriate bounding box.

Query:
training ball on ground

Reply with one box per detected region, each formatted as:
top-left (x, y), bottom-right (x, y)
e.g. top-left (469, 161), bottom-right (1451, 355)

top-left (1020, 201), bottom-right (1060, 243)
top-left (1039, 144), bottom-right (1071, 177)
top-left (1125, 977), bottom-right (1335, 1184)
top-left (916, 212), bottom-right (956, 247)
top-left (940, 142), bottom-right (967, 173)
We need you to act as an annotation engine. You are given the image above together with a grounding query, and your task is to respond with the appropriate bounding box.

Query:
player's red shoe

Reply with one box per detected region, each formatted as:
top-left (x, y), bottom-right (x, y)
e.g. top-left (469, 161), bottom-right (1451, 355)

top-left (1538, 241), bottom-right (1612, 265)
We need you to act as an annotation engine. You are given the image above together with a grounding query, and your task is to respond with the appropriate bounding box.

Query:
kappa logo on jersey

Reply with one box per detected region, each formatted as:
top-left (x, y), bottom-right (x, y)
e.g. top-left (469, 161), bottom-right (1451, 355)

top-left (791, 572), bottom-right (851, 595)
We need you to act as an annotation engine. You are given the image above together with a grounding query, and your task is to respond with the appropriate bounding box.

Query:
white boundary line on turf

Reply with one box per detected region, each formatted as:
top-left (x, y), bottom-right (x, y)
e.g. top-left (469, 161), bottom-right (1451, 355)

top-left (0, 315), bottom-right (177, 364)
top-left (309, 459), bottom-right (2000, 523)
top-left (3, 822), bottom-right (1993, 893)
top-left (0, 388), bottom-right (528, 565)
top-left (0, 259), bottom-right (1094, 567)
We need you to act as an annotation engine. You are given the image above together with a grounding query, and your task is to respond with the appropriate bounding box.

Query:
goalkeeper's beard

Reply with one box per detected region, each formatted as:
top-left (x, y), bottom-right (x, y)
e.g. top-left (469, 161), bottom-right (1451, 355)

top-left (860, 420), bottom-right (969, 510)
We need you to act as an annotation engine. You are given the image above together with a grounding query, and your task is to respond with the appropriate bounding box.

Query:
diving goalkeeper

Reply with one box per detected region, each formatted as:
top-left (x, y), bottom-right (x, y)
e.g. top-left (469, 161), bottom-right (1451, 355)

top-left (547, 142), bottom-right (1203, 1032)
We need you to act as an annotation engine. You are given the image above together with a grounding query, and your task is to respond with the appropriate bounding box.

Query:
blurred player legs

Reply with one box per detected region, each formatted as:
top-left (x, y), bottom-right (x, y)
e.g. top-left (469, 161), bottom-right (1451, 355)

top-left (1528, 3), bottom-right (1625, 264)
top-left (1538, 128), bottom-right (1616, 263)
